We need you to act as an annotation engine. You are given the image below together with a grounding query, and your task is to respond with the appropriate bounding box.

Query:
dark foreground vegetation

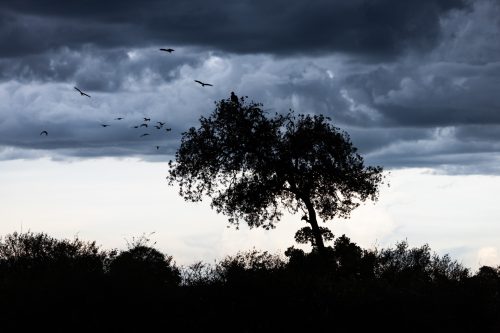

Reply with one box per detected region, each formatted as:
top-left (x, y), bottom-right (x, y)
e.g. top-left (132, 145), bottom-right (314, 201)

top-left (0, 232), bottom-right (499, 332)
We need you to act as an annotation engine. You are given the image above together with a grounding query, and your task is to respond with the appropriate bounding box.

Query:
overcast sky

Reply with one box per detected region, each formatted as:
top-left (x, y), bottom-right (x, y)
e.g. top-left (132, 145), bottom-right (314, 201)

top-left (1, 0), bottom-right (499, 269)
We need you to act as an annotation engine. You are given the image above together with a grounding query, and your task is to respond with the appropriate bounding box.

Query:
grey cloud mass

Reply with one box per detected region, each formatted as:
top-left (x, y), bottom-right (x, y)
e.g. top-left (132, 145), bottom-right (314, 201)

top-left (0, 0), bottom-right (499, 175)
top-left (0, 0), bottom-right (467, 58)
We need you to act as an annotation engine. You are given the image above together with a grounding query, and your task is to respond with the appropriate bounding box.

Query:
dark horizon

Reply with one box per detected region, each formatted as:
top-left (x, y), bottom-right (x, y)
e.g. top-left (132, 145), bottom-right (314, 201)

top-left (1, 229), bottom-right (499, 331)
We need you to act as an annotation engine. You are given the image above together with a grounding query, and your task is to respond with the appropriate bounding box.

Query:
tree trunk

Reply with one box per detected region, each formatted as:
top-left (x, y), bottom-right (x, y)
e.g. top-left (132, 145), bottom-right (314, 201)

top-left (302, 196), bottom-right (325, 252)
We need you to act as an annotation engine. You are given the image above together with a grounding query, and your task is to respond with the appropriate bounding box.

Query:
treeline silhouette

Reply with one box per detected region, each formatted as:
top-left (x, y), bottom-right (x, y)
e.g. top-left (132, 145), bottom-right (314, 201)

top-left (0, 232), bottom-right (499, 331)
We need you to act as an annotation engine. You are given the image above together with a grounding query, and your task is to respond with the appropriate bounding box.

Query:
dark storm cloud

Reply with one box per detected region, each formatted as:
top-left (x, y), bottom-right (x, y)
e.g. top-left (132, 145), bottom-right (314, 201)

top-left (0, 0), bottom-right (499, 176)
top-left (0, 0), bottom-right (467, 58)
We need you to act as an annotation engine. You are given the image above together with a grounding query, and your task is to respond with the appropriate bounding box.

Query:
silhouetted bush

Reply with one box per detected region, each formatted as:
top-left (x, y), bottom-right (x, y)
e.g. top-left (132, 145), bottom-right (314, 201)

top-left (0, 231), bottom-right (107, 290)
top-left (376, 241), bottom-right (469, 283)
top-left (181, 261), bottom-right (216, 286)
top-left (0, 231), bottom-right (499, 331)
top-left (108, 244), bottom-right (180, 287)
top-left (215, 249), bottom-right (286, 285)
top-left (0, 232), bottom-right (110, 329)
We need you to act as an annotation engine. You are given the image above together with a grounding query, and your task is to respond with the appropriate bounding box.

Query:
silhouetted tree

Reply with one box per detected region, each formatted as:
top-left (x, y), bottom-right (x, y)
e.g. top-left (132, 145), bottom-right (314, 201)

top-left (168, 93), bottom-right (384, 252)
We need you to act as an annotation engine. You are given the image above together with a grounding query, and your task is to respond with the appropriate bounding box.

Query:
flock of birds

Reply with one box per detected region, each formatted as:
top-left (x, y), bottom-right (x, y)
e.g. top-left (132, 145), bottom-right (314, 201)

top-left (39, 48), bottom-right (214, 151)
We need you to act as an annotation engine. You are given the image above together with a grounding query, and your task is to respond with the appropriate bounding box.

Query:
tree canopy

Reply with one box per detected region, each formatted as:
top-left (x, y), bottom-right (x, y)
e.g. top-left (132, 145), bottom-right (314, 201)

top-left (168, 93), bottom-right (384, 250)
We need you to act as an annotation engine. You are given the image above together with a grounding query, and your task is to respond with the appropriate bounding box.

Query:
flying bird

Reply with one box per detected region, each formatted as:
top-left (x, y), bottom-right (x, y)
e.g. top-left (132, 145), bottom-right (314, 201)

top-left (156, 146), bottom-right (160, 150)
top-left (157, 121), bottom-right (165, 126)
top-left (115, 117), bottom-right (124, 120)
top-left (194, 80), bottom-right (213, 87)
top-left (140, 133), bottom-right (150, 137)
top-left (133, 125), bottom-right (139, 128)
top-left (140, 123), bottom-right (148, 128)
top-left (74, 87), bottom-right (91, 98)
top-left (101, 124), bottom-right (110, 127)
top-left (40, 131), bottom-right (48, 136)
top-left (144, 117), bottom-right (151, 122)
top-left (154, 125), bottom-right (161, 129)
top-left (165, 128), bottom-right (172, 132)
top-left (159, 48), bottom-right (175, 53)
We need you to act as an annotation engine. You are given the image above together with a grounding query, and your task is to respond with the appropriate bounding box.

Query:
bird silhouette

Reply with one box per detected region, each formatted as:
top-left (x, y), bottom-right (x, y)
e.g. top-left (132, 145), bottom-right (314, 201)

top-left (74, 87), bottom-right (91, 98)
top-left (231, 91), bottom-right (239, 104)
top-left (165, 128), bottom-right (172, 132)
top-left (156, 146), bottom-right (160, 150)
top-left (154, 125), bottom-right (161, 129)
top-left (140, 123), bottom-right (148, 128)
top-left (159, 48), bottom-right (175, 53)
top-left (115, 117), bottom-right (124, 120)
top-left (144, 117), bottom-right (151, 122)
top-left (194, 80), bottom-right (213, 87)
top-left (140, 133), bottom-right (150, 137)
top-left (40, 130), bottom-right (48, 136)
top-left (157, 121), bottom-right (165, 126)
top-left (101, 124), bottom-right (110, 127)
top-left (133, 125), bottom-right (139, 128)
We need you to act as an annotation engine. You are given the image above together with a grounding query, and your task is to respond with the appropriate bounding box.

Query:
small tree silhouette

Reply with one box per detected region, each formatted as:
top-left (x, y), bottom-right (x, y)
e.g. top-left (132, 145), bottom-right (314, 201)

top-left (168, 93), bottom-right (384, 252)
top-left (108, 234), bottom-right (180, 287)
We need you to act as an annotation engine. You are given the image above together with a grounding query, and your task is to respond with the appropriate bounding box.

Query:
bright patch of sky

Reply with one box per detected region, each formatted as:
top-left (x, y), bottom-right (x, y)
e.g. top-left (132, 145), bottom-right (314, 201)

top-left (1, 158), bottom-right (498, 271)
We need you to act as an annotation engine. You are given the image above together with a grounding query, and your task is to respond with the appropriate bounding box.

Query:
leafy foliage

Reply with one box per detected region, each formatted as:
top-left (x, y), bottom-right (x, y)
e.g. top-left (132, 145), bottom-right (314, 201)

top-left (109, 234), bottom-right (181, 287)
top-left (294, 226), bottom-right (334, 245)
top-left (0, 231), bottom-right (107, 279)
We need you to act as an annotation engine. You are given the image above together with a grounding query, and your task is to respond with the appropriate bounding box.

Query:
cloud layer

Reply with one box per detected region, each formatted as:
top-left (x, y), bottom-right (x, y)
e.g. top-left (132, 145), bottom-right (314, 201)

top-left (1, 0), bottom-right (499, 174)
top-left (0, 0), bottom-right (467, 57)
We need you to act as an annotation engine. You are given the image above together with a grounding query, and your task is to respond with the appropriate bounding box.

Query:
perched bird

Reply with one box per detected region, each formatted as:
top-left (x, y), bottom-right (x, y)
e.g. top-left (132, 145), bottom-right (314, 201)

top-left (140, 123), bottom-right (148, 128)
top-left (144, 117), bottom-right (151, 122)
top-left (74, 87), bottom-right (91, 98)
top-left (165, 128), bottom-right (172, 132)
top-left (159, 48), bottom-right (175, 53)
top-left (154, 125), bottom-right (161, 129)
top-left (40, 130), bottom-right (48, 136)
top-left (140, 133), bottom-right (150, 137)
top-left (157, 121), bottom-right (165, 126)
top-left (115, 117), bottom-right (124, 120)
top-left (101, 124), bottom-right (110, 127)
top-left (194, 80), bottom-right (213, 87)
top-left (231, 91), bottom-right (239, 104)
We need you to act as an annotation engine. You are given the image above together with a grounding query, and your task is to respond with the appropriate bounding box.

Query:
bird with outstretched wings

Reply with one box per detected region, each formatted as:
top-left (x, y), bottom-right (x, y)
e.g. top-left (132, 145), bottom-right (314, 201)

top-left (194, 80), bottom-right (213, 87)
top-left (40, 131), bottom-right (48, 136)
top-left (159, 48), bottom-right (175, 53)
top-left (140, 133), bottom-right (150, 137)
top-left (74, 87), bottom-right (91, 98)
